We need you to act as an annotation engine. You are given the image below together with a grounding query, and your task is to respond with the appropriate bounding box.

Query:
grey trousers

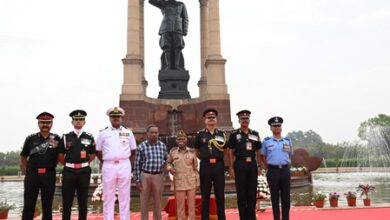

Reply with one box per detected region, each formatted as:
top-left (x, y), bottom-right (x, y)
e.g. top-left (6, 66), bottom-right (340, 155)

top-left (140, 172), bottom-right (164, 220)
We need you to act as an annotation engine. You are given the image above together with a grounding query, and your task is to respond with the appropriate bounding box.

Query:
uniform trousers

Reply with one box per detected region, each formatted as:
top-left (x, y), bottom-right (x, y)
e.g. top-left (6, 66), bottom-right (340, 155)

top-left (199, 160), bottom-right (226, 220)
top-left (62, 166), bottom-right (91, 220)
top-left (102, 160), bottom-right (131, 220)
top-left (22, 169), bottom-right (56, 220)
top-left (234, 160), bottom-right (258, 220)
top-left (175, 188), bottom-right (196, 220)
top-left (267, 165), bottom-right (291, 220)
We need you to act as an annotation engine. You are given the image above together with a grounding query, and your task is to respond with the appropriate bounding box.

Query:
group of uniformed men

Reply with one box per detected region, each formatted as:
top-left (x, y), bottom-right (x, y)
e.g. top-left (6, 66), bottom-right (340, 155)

top-left (20, 107), bottom-right (292, 220)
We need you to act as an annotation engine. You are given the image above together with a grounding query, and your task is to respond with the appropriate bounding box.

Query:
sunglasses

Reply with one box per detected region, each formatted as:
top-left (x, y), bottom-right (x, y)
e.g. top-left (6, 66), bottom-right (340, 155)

top-left (73, 118), bottom-right (85, 121)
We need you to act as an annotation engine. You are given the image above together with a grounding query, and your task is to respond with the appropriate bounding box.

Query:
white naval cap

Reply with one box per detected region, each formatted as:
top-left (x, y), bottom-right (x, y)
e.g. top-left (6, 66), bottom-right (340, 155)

top-left (106, 107), bottom-right (125, 117)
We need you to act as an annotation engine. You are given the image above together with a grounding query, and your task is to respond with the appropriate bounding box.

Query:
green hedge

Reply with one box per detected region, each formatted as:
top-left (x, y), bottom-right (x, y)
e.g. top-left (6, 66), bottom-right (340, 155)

top-left (0, 166), bottom-right (20, 176)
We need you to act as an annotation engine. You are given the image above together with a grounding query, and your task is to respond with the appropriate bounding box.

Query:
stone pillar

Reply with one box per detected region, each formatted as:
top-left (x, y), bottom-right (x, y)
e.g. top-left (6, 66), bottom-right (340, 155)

top-left (205, 0), bottom-right (229, 100)
top-left (140, 0), bottom-right (148, 93)
top-left (198, 0), bottom-right (208, 98)
top-left (121, 0), bottom-right (146, 100)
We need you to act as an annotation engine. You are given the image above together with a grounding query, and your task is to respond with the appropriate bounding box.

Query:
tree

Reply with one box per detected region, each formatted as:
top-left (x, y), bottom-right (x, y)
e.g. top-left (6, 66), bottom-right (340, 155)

top-left (287, 130), bottom-right (346, 159)
top-left (287, 130), bottom-right (324, 147)
top-left (358, 114), bottom-right (390, 149)
top-left (0, 150), bottom-right (21, 166)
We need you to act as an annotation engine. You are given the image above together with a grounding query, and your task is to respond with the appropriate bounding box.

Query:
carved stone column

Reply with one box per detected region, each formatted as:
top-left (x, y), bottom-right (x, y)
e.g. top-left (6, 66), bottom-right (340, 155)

top-left (121, 0), bottom-right (145, 100)
top-left (198, 0), bottom-right (208, 98)
top-left (205, 0), bottom-right (229, 100)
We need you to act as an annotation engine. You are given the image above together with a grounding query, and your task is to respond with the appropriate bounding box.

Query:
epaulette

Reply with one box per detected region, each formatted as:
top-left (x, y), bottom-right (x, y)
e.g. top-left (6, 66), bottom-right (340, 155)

top-left (196, 129), bottom-right (205, 134)
top-left (84, 132), bottom-right (94, 138)
top-left (123, 126), bottom-right (132, 131)
top-left (51, 133), bottom-right (60, 138)
top-left (99, 127), bottom-right (108, 132)
top-left (230, 129), bottom-right (239, 134)
top-left (263, 137), bottom-right (272, 141)
top-left (27, 133), bottom-right (38, 139)
top-left (188, 147), bottom-right (196, 153)
top-left (217, 129), bottom-right (226, 133)
top-left (170, 146), bottom-right (179, 153)
top-left (284, 137), bottom-right (291, 141)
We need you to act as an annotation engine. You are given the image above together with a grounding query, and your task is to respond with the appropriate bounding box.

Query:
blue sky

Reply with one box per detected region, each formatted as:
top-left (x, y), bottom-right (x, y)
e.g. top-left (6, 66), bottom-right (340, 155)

top-left (0, 0), bottom-right (389, 152)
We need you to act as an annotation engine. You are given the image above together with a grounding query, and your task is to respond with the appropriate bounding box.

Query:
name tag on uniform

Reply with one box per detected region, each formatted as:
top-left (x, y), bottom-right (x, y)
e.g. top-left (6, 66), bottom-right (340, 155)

top-left (80, 150), bottom-right (87, 159)
top-left (236, 134), bottom-right (242, 140)
top-left (283, 144), bottom-right (290, 152)
top-left (245, 157), bottom-right (252, 162)
top-left (81, 138), bottom-right (91, 146)
top-left (246, 142), bottom-right (253, 151)
top-left (248, 134), bottom-right (258, 141)
top-left (215, 136), bottom-right (224, 142)
top-left (209, 158), bottom-right (217, 164)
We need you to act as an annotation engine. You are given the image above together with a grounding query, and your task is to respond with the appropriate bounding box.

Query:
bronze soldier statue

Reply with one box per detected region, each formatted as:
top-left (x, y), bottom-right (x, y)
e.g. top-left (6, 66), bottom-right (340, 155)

top-left (149, 0), bottom-right (188, 70)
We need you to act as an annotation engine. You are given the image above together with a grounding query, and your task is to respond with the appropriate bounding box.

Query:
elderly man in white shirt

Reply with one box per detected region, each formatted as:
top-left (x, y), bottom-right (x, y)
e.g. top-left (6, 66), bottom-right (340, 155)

top-left (96, 107), bottom-right (137, 220)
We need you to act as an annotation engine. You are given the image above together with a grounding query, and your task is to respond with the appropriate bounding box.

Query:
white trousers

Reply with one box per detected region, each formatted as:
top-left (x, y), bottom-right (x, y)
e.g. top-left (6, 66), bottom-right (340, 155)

top-left (102, 160), bottom-right (131, 220)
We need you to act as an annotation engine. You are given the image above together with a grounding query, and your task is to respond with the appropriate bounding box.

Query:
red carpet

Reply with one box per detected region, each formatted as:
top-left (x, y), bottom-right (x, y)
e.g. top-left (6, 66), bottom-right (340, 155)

top-left (52, 206), bottom-right (390, 220)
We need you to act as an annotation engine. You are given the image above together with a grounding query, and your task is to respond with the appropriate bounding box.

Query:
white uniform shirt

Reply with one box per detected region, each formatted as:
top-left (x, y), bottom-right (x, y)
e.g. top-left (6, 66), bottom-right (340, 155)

top-left (96, 126), bottom-right (137, 161)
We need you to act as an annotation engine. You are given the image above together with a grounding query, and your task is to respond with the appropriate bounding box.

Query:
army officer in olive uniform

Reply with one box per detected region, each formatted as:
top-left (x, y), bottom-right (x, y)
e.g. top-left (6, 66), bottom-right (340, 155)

top-left (20, 112), bottom-right (60, 220)
top-left (194, 108), bottom-right (227, 220)
top-left (58, 110), bottom-right (96, 220)
top-left (227, 110), bottom-right (262, 220)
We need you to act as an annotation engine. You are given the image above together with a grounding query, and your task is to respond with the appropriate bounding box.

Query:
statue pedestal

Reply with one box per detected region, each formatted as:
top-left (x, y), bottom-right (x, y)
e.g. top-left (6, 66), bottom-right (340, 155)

top-left (158, 69), bottom-right (191, 99)
top-left (120, 98), bottom-right (232, 139)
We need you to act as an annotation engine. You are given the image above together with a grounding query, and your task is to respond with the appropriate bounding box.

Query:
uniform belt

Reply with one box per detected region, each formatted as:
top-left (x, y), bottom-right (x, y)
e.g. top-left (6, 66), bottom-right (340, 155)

top-left (104, 159), bottom-right (128, 164)
top-left (236, 156), bottom-right (255, 162)
top-left (202, 158), bottom-right (223, 163)
top-left (65, 162), bottom-right (89, 169)
top-left (141, 170), bottom-right (162, 175)
top-left (28, 167), bottom-right (55, 173)
top-left (268, 164), bottom-right (289, 169)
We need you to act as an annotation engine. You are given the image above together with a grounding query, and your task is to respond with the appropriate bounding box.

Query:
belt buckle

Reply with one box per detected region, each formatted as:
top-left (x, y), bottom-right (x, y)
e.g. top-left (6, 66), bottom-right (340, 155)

top-left (209, 158), bottom-right (216, 164)
top-left (38, 168), bottom-right (46, 174)
top-left (114, 161), bottom-right (120, 164)
top-left (278, 165), bottom-right (282, 168)
top-left (245, 157), bottom-right (252, 163)
top-left (74, 163), bottom-right (82, 169)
